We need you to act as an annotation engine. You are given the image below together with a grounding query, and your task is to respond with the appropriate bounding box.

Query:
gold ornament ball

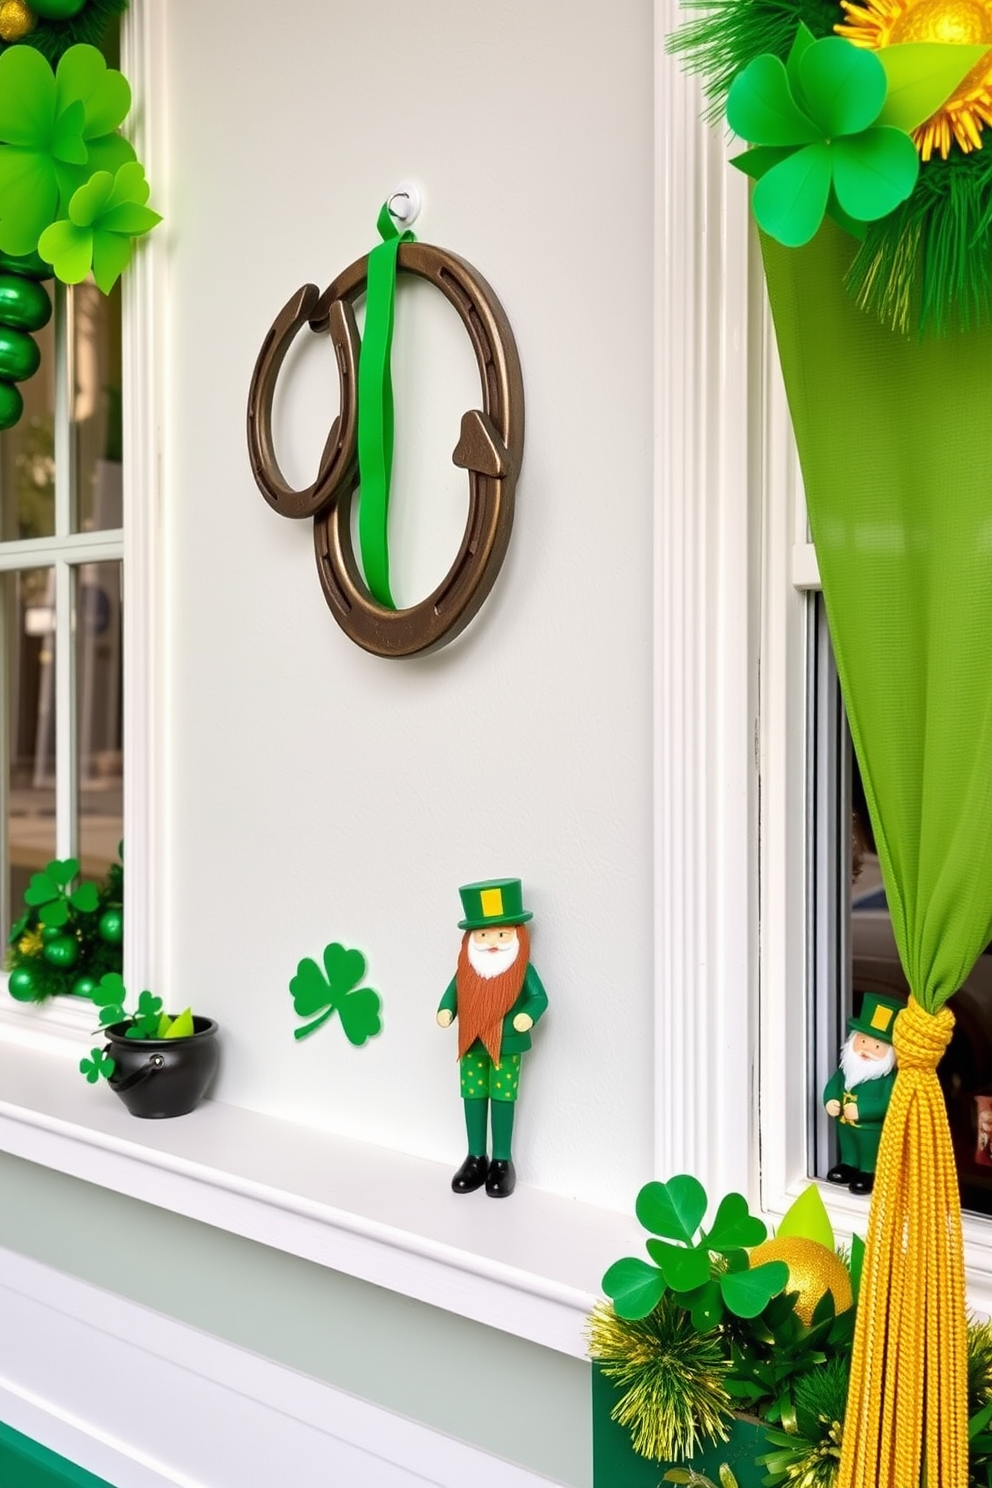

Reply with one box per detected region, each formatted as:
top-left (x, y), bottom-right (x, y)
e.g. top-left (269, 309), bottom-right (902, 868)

top-left (0, 1), bottom-right (36, 40)
top-left (749, 1236), bottom-right (853, 1326)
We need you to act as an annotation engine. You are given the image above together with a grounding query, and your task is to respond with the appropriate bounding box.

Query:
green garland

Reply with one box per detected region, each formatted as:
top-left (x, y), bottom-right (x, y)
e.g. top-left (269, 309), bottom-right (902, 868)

top-left (0, 0), bottom-right (128, 64)
top-left (6, 854), bottom-right (123, 1002)
top-left (669, 0), bottom-right (992, 335)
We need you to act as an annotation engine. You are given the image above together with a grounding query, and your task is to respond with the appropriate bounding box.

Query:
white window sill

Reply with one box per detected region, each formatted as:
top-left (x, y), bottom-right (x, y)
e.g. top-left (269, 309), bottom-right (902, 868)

top-left (0, 995), bottom-right (640, 1359)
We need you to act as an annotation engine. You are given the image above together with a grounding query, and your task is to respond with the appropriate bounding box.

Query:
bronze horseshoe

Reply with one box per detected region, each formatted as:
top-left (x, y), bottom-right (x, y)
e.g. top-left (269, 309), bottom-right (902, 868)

top-left (246, 242), bottom-right (524, 657)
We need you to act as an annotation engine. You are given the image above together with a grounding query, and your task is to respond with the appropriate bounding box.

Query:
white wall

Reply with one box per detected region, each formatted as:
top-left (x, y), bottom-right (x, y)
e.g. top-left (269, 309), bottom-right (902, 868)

top-left (159, 0), bottom-right (656, 1208)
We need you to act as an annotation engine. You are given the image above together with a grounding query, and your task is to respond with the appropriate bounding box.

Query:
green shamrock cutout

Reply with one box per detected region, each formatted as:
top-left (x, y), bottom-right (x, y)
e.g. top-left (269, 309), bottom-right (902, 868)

top-left (79, 1046), bottom-right (115, 1083)
top-left (290, 941), bottom-right (383, 1045)
top-left (602, 1175), bottom-right (788, 1324)
top-left (90, 970), bottom-right (127, 1026)
top-left (0, 43), bottom-right (135, 259)
top-left (727, 28), bottom-right (920, 247)
top-left (39, 162), bottom-right (161, 293)
top-left (23, 856), bottom-right (100, 928)
top-left (126, 988), bottom-right (165, 1038)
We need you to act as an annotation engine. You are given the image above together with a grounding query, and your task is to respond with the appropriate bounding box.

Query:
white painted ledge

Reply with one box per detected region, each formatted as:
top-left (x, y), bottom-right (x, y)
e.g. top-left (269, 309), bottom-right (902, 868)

top-left (0, 1001), bottom-right (641, 1359)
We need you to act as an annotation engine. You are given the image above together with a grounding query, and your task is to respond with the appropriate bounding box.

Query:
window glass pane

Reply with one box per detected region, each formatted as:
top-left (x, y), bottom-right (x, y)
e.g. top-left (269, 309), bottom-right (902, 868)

top-left (0, 311), bottom-right (56, 541)
top-left (812, 595), bottom-right (992, 1217)
top-left (2, 567), bottom-right (56, 942)
top-left (76, 560), bottom-right (122, 879)
top-left (72, 281), bottom-right (122, 534)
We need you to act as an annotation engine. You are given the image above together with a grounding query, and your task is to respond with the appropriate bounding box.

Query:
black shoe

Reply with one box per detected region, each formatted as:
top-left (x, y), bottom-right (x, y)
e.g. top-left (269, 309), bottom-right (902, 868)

top-left (826, 1164), bottom-right (857, 1185)
top-left (451, 1154), bottom-right (489, 1194)
top-left (849, 1171), bottom-right (874, 1195)
top-left (485, 1159), bottom-right (516, 1198)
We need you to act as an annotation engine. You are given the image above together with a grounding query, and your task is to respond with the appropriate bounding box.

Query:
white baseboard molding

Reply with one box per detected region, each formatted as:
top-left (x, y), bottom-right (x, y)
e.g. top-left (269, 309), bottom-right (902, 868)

top-left (0, 1247), bottom-right (567, 1488)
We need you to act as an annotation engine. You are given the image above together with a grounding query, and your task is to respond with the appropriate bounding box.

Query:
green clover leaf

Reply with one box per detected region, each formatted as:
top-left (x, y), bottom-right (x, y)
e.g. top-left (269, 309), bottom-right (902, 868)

top-left (79, 1046), bottom-right (115, 1083)
top-left (290, 941), bottom-right (383, 1044)
top-left (0, 44), bottom-right (137, 260)
top-left (125, 989), bottom-right (163, 1038)
top-left (635, 1175), bottom-right (708, 1244)
top-left (337, 985), bottom-right (383, 1046)
top-left (602, 1256), bottom-right (668, 1320)
top-left (727, 30), bottom-right (919, 247)
top-left (720, 1258), bottom-right (789, 1317)
top-left (39, 162), bottom-right (160, 293)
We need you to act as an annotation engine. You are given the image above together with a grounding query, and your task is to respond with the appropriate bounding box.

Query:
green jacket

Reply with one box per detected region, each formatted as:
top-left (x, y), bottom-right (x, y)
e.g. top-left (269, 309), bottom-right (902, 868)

top-left (823, 1066), bottom-right (896, 1128)
top-left (438, 962), bottom-right (548, 1055)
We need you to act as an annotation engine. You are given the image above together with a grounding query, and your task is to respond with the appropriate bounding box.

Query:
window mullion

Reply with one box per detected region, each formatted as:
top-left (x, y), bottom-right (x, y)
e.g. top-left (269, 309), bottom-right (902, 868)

top-left (53, 284), bottom-right (74, 540)
top-left (53, 559), bottom-right (77, 864)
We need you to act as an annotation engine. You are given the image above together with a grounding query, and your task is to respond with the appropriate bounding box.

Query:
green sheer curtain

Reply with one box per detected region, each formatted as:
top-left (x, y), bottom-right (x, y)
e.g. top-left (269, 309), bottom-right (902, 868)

top-left (762, 220), bottom-right (992, 1486)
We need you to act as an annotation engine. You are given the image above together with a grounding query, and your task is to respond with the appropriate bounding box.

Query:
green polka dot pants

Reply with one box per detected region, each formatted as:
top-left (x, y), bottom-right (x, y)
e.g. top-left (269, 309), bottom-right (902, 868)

top-left (460, 1050), bottom-right (521, 1102)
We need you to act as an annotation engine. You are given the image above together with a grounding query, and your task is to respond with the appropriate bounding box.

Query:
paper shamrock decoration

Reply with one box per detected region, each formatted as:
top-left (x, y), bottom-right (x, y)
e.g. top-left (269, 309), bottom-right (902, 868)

top-left (79, 973), bottom-right (198, 1085)
top-left (39, 160), bottom-right (160, 292)
top-left (0, 40), bottom-right (157, 296)
top-left (22, 855), bottom-right (99, 927)
top-left (289, 941), bottom-right (383, 1045)
top-left (727, 29), bottom-right (924, 247)
top-left (602, 1174), bottom-right (789, 1327)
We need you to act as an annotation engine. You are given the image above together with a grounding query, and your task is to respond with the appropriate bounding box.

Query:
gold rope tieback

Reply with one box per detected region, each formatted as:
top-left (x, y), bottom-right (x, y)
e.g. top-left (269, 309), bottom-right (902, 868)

top-left (838, 995), bottom-right (966, 1488)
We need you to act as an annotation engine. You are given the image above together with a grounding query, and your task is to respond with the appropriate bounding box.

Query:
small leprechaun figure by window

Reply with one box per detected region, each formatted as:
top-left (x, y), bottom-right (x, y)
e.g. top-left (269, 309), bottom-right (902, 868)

top-left (437, 879), bottom-right (548, 1199)
top-left (823, 991), bottom-right (902, 1196)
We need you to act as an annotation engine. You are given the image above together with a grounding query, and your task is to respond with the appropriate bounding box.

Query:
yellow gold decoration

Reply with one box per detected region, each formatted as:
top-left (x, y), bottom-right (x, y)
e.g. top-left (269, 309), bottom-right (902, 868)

top-left (0, 0), bottom-right (35, 39)
top-left (480, 886), bottom-right (503, 918)
top-left (749, 1237), bottom-right (853, 1327)
top-left (17, 928), bottom-right (43, 957)
top-left (837, 0), bottom-right (992, 157)
top-left (837, 997), bottom-right (967, 1488)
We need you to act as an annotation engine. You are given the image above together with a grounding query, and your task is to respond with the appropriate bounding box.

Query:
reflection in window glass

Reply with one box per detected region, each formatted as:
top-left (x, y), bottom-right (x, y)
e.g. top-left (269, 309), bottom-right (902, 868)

top-left (812, 594), bottom-right (992, 1217)
top-left (0, 312), bottom-right (55, 542)
top-left (76, 560), bottom-right (122, 879)
top-left (2, 567), bottom-right (56, 933)
top-left (73, 281), bottom-right (122, 534)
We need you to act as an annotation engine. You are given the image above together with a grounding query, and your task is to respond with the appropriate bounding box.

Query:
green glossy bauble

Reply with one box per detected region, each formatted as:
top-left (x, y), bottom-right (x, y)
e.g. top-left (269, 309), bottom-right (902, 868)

top-left (0, 380), bottom-right (22, 430)
top-left (0, 275), bottom-right (51, 332)
top-left (41, 924), bottom-right (64, 943)
top-left (99, 909), bottom-right (123, 944)
top-left (0, 250), bottom-right (53, 282)
top-left (31, 0), bottom-right (87, 16)
top-left (71, 975), bottom-right (97, 1000)
top-left (43, 935), bottom-right (79, 967)
top-left (7, 967), bottom-right (36, 1001)
top-left (0, 325), bottom-right (41, 383)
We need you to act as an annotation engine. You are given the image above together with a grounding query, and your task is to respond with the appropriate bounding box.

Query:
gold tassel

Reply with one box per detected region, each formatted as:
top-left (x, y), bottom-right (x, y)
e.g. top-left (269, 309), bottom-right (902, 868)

top-left (838, 996), bottom-right (967, 1488)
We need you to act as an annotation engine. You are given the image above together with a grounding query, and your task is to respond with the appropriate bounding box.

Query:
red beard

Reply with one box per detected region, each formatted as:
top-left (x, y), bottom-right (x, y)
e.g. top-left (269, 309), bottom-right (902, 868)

top-left (455, 925), bottom-right (530, 1065)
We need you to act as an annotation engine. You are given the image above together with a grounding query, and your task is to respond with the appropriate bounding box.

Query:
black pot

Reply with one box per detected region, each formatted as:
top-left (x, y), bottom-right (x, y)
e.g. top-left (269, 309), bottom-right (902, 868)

top-left (105, 1017), bottom-right (220, 1118)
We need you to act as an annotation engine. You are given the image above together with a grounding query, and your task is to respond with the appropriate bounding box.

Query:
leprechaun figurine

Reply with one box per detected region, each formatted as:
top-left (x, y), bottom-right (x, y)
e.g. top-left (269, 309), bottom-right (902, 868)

top-left (437, 879), bottom-right (548, 1198)
top-left (824, 991), bottom-right (901, 1196)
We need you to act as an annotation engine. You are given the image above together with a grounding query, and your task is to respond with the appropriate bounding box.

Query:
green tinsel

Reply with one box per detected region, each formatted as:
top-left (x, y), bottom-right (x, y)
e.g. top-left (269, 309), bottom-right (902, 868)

top-left (0, 0), bottom-right (128, 64)
top-left (847, 147), bottom-right (992, 336)
top-left (588, 1297), bottom-right (735, 1463)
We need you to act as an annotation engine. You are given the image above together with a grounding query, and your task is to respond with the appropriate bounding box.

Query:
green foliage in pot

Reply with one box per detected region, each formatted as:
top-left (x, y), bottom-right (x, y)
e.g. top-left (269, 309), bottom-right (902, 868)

top-left (79, 972), bottom-right (197, 1084)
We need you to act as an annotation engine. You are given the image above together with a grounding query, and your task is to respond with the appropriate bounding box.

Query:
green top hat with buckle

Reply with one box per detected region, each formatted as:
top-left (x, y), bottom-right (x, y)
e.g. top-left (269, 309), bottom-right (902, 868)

top-left (458, 878), bottom-right (533, 930)
top-left (848, 992), bottom-right (903, 1045)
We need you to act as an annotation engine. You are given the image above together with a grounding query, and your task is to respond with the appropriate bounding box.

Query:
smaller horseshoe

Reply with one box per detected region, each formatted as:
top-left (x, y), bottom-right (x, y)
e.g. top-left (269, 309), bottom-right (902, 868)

top-left (247, 284), bottom-right (360, 520)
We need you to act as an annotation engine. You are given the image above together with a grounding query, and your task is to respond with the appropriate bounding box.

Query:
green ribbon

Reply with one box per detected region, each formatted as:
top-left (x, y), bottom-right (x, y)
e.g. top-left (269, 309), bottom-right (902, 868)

top-left (356, 202), bottom-right (416, 609)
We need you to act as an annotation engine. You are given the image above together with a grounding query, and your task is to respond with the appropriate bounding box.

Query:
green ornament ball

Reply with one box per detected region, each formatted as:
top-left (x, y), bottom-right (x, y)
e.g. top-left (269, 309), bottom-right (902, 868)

top-left (0, 325), bottom-right (41, 383)
top-left (71, 975), bottom-right (97, 999)
top-left (99, 909), bottom-right (123, 944)
top-left (31, 0), bottom-right (87, 16)
top-left (8, 967), bottom-right (36, 1001)
top-left (0, 274), bottom-right (51, 333)
top-left (43, 935), bottom-right (79, 967)
top-left (0, 380), bottom-right (23, 431)
top-left (41, 923), bottom-right (64, 943)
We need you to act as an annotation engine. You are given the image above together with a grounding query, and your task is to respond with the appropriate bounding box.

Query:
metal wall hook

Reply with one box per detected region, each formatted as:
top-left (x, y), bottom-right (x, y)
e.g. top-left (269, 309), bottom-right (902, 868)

top-left (386, 182), bottom-right (422, 227)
